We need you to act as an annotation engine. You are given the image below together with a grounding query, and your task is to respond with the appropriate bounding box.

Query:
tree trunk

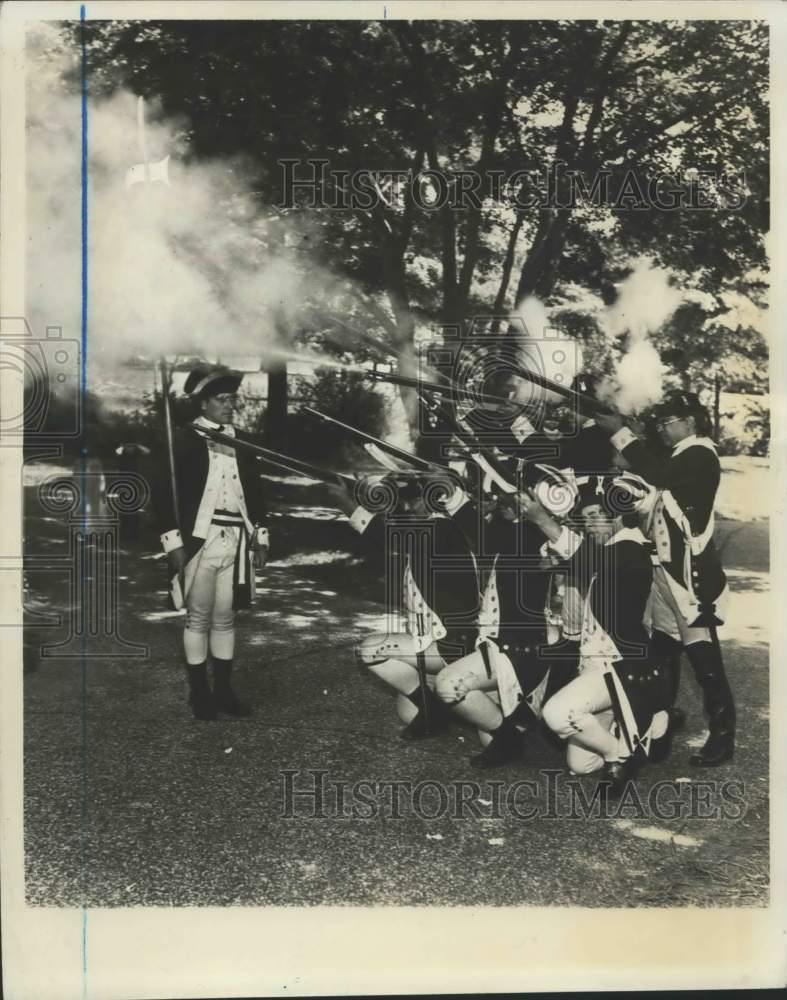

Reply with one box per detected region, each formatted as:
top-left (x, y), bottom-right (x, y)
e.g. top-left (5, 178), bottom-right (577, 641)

top-left (490, 213), bottom-right (525, 333)
top-left (264, 361), bottom-right (288, 448)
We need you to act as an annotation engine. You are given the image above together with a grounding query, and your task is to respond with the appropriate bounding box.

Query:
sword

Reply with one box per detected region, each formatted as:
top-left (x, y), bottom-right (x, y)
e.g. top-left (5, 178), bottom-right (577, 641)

top-left (603, 669), bottom-right (636, 757)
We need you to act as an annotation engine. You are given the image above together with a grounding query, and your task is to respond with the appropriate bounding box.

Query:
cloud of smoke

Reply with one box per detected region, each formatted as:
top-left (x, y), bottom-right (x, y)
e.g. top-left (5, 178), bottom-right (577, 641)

top-left (24, 24), bottom-right (333, 394)
top-left (598, 257), bottom-right (680, 414)
top-left (511, 295), bottom-right (583, 406)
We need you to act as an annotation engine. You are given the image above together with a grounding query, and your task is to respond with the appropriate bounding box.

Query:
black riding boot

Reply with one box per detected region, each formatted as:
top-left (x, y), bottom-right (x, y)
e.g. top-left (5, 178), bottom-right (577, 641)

top-left (186, 662), bottom-right (217, 721)
top-left (649, 631), bottom-right (685, 763)
top-left (470, 711), bottom-right (526, 769)
top-left (652, 630), bottom-right (685, 723)
top-left (399, 685), bottom-right (451, 740)
top-left (212, 657), bottom-right (252, 717)
top-left (686, 640), bottom-right (735, 767)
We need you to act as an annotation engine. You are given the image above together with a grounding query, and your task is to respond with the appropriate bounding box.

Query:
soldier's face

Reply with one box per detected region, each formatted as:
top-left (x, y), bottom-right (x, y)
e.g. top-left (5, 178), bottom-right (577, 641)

top-left (657, 414), bottom-right (692, 446)
top-left (581, 503), bottom-right (617, 542)
top-left (202, 392), bottom-right (236, 425)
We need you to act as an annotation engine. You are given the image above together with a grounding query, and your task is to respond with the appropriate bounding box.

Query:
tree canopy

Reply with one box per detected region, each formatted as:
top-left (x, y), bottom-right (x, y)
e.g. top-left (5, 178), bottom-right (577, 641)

top-left (51, 17), bottom-right (769, 411)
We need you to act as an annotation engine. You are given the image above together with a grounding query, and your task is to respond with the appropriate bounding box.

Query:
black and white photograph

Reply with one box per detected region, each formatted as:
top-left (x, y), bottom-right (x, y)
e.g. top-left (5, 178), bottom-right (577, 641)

top-left (1, 1), bottom-right (785, 995)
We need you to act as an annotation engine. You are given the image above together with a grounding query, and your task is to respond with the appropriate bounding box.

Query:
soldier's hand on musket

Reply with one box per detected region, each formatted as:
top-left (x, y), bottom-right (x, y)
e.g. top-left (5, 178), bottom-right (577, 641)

top-left (167, 545), bottom-right (187, 594)
top-left (252, 540), bottom-right (269, 569)
top-left (517, 489), bottom-right (565, 543)
top-left (167, 546), bottom-right (186, 575)
top-left (516, 489), bottom-right (549, 524)
top-left (595, 411), bottom-right (625, 435)
top-left (325, 478), bottom-right (357, 517)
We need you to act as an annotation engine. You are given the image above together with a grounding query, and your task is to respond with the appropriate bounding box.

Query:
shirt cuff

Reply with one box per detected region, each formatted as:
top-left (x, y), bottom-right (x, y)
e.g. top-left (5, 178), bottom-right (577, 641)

top-left (443, 487), bottom-right (470, 516)
top-left (349, 506), bottom-right (374, 534)
top-left (610, 426), bottom-right (638, 452)
top-left (548, 525), bottom-right (583, 560)
top-left (160, 529), bottom-right (183, 554)
top-left (255, 526), bottom-right (270, 547)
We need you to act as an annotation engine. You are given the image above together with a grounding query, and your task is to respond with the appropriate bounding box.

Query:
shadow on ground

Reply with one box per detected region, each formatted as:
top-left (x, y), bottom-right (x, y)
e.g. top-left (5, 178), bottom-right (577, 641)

top-left (22, 469), bottom-right (769, 907)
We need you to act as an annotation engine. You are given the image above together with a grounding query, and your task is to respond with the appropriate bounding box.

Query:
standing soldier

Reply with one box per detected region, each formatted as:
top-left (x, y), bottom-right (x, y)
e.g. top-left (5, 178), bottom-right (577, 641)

top-left (152, 365), bottom-right (270, 721)
top-left (596, 390), bottom-right (734, 767)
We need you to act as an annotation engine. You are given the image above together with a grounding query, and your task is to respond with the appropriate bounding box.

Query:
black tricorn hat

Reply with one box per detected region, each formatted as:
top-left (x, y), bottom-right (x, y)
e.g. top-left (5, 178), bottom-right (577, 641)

top-left (649, 389), bottom-right (705, 422)
top-left (576, 472), bottom-right (653, 515)
top-left (183, 364), bottom-right (243, 398)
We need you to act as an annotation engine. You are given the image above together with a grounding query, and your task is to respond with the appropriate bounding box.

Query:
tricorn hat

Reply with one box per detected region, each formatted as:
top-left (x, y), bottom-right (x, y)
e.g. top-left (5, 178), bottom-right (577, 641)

top-left (576, 472), bottom-right (653, 516)
top-left (649, 389), bottom-right (705, 423)
top-left (183, 364), bottom-right (243, 398)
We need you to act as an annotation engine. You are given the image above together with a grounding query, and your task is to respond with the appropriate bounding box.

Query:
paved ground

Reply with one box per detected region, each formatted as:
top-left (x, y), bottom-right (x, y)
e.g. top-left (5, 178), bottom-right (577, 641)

top-left (22, 461), bottom-right (770, 907)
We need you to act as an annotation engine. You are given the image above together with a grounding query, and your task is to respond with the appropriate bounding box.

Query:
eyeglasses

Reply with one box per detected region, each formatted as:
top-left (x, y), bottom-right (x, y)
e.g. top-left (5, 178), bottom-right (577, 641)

top-left (657, 416), bottom-right (682, 429)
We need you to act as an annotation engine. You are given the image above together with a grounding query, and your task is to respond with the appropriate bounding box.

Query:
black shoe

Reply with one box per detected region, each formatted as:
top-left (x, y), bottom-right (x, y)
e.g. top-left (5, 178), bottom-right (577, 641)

top-left (689, 729), bottom-right (734, 767)
top-left (186, 663), bottom-right (217, 721)
top-left (212, 658), bottom-right (252, 718)
top-left (470, 717), bottom-right (524, 769)
top-left (598, 758), bottom-right (636, 800)
top-left (399, 686), bottom-right (451, 740)
top-left (670, 706), bottom-right (687, 733)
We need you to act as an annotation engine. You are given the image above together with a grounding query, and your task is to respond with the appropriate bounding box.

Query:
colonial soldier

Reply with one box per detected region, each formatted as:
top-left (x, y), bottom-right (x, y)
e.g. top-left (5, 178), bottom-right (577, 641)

top-left (152, 365), bottom-right (270, 721)
top-left (433, 465), bottom-right (574, 769)
top-left (521, 474), bottom-right (670, 797)
top-left (327, 471), bottom-right (481, 740)
top-left (596, 390), bottom-right (734, 766)
top-left (556, 373), bottom-right (617, 478)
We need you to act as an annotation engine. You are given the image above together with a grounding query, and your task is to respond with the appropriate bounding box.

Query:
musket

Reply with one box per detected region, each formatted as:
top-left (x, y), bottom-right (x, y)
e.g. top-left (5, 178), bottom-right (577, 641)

top-left (301, 406), bottom-right (440, 472)
top-left (158, 358), bottom-right (181, 528)
top-left (276, 351), bottom-right (516, 409)
top-left (192, 426), bottom-right (356, 486)
top-left (361, 367), bottom-right (518, 409)
top-left (418, 391), bottom-right (520, 496)
top-left (494, 357), bottom-right (614, 416)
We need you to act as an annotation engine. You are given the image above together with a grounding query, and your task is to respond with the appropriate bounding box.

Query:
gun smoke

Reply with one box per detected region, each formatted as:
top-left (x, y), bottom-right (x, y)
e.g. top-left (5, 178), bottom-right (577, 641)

top-left (598, 257), bottom-right (682, 414)
top-left (25, 24), bottom-right (353, 389)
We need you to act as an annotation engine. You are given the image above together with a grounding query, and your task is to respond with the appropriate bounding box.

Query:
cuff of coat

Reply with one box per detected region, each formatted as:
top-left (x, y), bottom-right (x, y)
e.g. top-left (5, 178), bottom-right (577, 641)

top-left (443, 487), bottom-right (470, 516)
top-left (548, 525), bottom-right (583, 560)
top-left (349, 505), bottom-right (374, 534)
top-left (610, 426), bottom-right (638, 451)
top-left (160, 529), bottom-right (183, 554)
top-left (255, 526), bottom-right (270, 547)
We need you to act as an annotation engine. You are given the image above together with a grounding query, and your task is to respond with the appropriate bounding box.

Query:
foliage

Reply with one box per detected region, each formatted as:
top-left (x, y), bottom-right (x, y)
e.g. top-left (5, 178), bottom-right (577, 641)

top-left (743, 399), bottom-right (770, 457)
top-left (44, 19), bottom-right (770, 446)
top-left (287, 369), bottom-right (389, 467)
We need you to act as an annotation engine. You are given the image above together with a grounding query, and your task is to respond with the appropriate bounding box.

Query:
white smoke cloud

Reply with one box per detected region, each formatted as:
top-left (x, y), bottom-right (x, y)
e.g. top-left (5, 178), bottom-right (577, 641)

top-left (24, 24), bottom-right (334, 396)
top-left (511, 295), bottom-right (583, 405)
top-left (598, 257), bottom-right (679, 414)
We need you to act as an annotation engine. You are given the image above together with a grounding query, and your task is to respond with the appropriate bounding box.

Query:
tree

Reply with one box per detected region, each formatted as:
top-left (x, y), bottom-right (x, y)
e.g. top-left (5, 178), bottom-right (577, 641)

top-left (50, 17), bottom-right (769, 431)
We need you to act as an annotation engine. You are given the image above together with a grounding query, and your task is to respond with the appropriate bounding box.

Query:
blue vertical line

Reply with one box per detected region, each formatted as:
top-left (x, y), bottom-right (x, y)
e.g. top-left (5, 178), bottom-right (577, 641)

top-left (79, 5), bottom-right (89, 999)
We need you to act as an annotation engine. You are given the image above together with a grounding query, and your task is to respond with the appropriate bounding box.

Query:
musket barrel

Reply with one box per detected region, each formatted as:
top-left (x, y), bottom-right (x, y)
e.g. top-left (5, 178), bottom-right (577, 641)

top-left (193, 427), bottom-right (355, 486)
top-left (301, 406), bottom-right (436, 471)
